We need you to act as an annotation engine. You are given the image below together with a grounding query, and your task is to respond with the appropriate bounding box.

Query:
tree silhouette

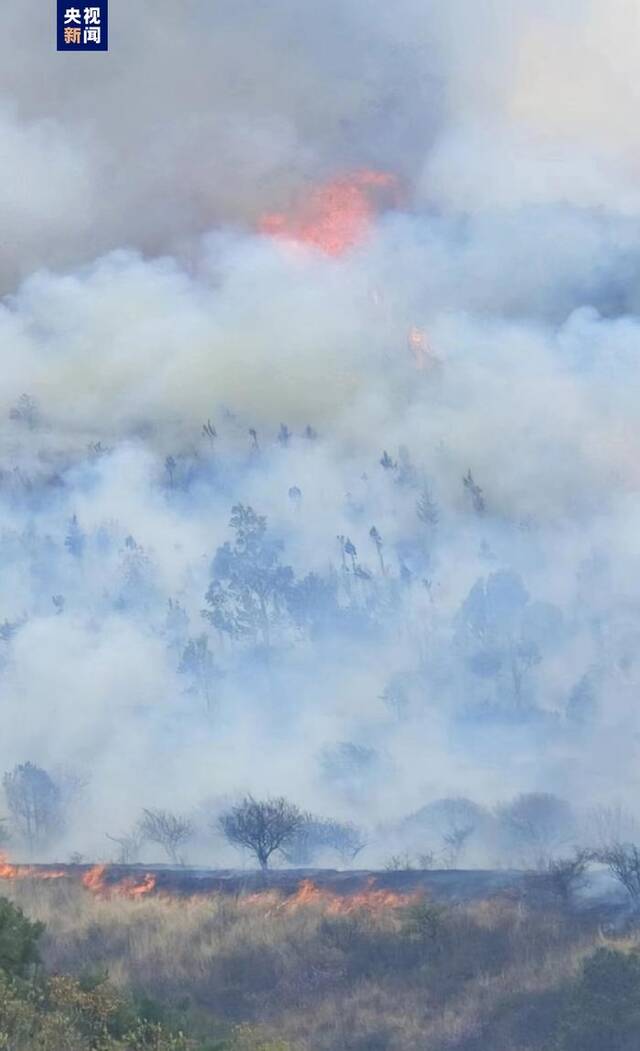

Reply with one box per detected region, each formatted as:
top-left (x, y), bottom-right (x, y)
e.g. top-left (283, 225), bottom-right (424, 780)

top-left (139, 808), bottom-right (193, 866)
top-left (203, 504), bottom-right (294, 648)
top-left (3, 763), bottom-right (62, 854)
top-left (219, 796), bottom-right (302, 870)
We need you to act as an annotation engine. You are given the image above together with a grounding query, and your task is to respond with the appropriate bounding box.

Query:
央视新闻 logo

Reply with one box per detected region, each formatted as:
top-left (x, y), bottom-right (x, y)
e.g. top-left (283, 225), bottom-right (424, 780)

top-left (57, 2), bottom-right (108, 51)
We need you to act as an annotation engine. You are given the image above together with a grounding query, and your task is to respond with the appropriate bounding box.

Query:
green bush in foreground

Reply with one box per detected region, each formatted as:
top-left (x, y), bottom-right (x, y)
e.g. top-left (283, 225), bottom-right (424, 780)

top-left (557, 948), bottom-right (640, 1051)
top-left (0, 896), bottom-right (43, 978)
top-left (0, 896), bottom-right (289, 1051)
top-left (0, 972), bottom-right (290, 1051)
top-left (0, 895), bottom-right (193, 1050)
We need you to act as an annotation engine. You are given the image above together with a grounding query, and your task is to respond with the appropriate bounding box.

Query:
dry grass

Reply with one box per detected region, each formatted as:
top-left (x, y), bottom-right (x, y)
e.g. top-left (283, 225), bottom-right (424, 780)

top-left (0, 877), bottom-right (631, 1050)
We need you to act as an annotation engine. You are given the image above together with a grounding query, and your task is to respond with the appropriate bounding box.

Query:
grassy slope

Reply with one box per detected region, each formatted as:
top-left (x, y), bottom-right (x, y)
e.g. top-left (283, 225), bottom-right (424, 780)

top-left (0, 877), bottom-right (621, 1050)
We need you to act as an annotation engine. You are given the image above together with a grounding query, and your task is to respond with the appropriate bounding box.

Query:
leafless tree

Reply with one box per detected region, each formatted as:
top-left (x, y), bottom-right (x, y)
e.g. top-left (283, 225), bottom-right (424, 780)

top-left (437, 798), bottom-right (480, 867)
top-left (409, 796), bottom-right (481, 868)
top-left (218, 795), bottom-right (302, 870)
top-left (442, 825), bottom-right (475, 868)
top-left (106, 824), bottom-right (146, 865)
top-left (277, 812), bottom-right (318, 865)
top-left (417, 851), bottom-right (437, 869)
top-left (585, 804), bottom-right (640, 853)
top-left (139, 808), bottom-right (193, 866)
top-left (597, 843), bottom-right (640, 905)
top-left (322, 820), bottom-right (367, 864)
top-left (280, 816), bottom-right (366, 866)
top-left (541, 848), bottom-right (592, 908)
top-left (384, 851), bottom-right (415, 872)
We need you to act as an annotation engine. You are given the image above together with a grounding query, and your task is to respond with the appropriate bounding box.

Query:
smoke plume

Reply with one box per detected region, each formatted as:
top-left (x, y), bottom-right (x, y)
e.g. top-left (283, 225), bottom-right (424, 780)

top-left (0, 0), bottom-right (639, 864)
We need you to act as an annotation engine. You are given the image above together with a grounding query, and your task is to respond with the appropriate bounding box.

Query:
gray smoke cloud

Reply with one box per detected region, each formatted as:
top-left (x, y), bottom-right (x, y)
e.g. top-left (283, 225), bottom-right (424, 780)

top-left (1, 0), bottom-right (639, 865)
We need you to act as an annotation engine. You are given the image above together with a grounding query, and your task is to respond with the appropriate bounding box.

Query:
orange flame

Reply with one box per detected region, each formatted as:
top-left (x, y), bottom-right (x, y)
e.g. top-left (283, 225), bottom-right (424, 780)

top-left (0, 857), bottom-right (420, 914)
top-left (81, 864), bottom-right (157, 900)
top-left (0, 853), bottom-right (65, 881)
top-left (243, 878), bottom-right (422, 915)
top-left (259, 170), bottom-right (400, 256)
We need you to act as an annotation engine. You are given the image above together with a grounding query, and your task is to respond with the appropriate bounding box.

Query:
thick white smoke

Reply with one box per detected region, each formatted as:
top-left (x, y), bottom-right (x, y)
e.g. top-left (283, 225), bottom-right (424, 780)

top-left (1, 0), bottom-right (640, 864)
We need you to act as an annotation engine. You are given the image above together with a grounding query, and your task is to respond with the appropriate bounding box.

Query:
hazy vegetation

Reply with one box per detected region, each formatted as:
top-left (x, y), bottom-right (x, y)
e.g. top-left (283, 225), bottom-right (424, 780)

top-left (0, 877), bottom-right (638, 1049)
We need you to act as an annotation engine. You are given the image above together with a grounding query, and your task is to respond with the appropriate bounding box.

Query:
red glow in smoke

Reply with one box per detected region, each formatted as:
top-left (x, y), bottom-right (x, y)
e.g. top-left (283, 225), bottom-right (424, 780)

top-left (259, 169), bottom-right (400, 256)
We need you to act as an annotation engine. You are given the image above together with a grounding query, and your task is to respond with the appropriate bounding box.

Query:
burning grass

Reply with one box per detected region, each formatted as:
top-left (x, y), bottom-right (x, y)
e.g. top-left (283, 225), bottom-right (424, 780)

top-left (240, 877), bottom-right (423, 915)
top-left (0, 871), bottom-right (615, 1050)
top-left (0, 852), bottom-right (65, 881)
top-left (81, 863), bottom-right (157, 899)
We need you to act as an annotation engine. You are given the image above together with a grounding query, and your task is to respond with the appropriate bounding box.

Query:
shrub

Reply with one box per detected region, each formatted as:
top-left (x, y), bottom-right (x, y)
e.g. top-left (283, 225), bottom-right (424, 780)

top-left (400, 900), bottom-right (443, 942)
top-left (0, 969), bottom-right (191, 1051)
top-left (597, 843), bottom-right (640, 904)
top-left (557, 948), bottom-right (640, 1050)
top-left (0, 896), bottom-right (43, 977)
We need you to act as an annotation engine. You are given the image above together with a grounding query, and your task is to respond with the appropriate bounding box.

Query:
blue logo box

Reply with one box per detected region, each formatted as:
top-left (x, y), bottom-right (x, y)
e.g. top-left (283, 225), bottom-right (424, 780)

top-left (57, 1), bottom-right (108, 50)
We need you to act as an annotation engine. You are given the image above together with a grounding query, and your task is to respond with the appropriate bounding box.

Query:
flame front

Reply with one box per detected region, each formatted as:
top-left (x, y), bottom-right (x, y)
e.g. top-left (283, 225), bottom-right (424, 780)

top-left (0, 858), bottom-right (420, 913)
top-left (81, 864), bottom-right (157, 900)
top-left (0, 853), bottom-right (65, 881)
top-left (259, 169), bottom-right (400, 256)
top-left (242, 878), bottom-right (422, 915)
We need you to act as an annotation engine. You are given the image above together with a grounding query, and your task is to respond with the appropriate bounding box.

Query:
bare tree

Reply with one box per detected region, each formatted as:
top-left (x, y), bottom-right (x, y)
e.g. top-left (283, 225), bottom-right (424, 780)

top-left (280, 816), bottom-right (366, 866)
top-left (537, 848), bottom-right (592, 909)
top-left (442, 825), bottom-right (474, 868)
top-left (406, 797), bottom-right (483, 868)
top-left (322, 820), bottom-right (367, 865)
top-left (436, 798), bottom-right (480, 867)
top-left (139, 808), bottom-right (193, 866)
top-left (218, 795), bottom-right (302, 870)
top-left (597, 843), bottom-right (640, 906)
top-left (277, 812), bottom-right (318, 865)
top-left (384, 851), bottom-right (416, 872)
top-left (3, 762), bottom-right (62, 854)
top-left (586, 804), bottom-right (640, 853)
top-left (106, 823), bottom-right (146, 865)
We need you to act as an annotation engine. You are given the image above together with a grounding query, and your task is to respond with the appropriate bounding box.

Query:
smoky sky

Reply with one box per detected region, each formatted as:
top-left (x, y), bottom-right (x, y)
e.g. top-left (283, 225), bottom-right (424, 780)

top-left (1, 0), bottom-right (640, 863)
